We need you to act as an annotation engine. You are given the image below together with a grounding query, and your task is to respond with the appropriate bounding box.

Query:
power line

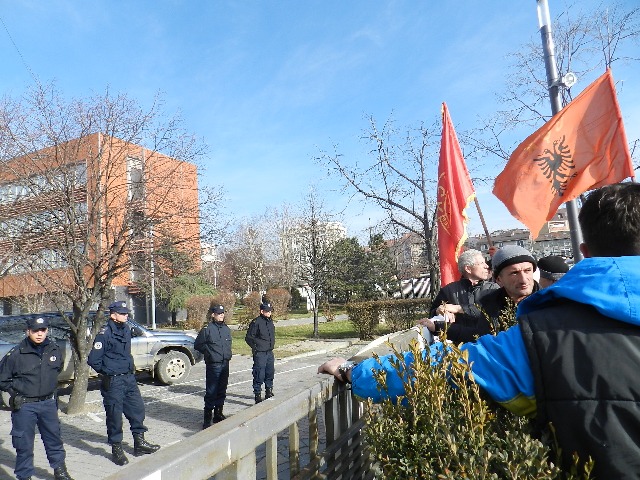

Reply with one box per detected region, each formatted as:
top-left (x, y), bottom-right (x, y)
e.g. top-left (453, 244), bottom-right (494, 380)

top-left (0, 14), bottom-right (42, 88)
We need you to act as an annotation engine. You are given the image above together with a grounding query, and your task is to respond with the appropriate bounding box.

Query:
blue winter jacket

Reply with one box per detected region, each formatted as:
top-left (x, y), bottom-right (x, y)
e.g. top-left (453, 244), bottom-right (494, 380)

top-left (351, 257), bottom-right (640, 415)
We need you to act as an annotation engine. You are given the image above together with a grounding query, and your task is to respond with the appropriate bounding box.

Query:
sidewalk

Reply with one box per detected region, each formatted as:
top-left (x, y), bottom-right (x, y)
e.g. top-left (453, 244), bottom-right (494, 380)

top-left (0, 336), bottom-right (360, 480)
top-left (227, 313), bottom-right (348, 330)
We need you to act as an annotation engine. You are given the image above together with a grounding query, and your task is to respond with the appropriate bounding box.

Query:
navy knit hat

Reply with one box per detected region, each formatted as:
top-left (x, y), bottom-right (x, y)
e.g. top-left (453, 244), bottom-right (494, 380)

top-left (537, 255), bottom-right (569, 281)
top-left (492, 245), bottom-right (537, 278)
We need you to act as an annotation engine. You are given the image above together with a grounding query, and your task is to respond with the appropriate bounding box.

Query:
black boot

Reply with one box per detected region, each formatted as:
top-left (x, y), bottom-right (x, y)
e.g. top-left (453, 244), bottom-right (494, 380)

top-left (133, 433), bottom-right (160, 456)
top-left (213, 405), bottom-right (226, 423)
top-left (265, 387), bottom-right (274, 399)
top-left (255, 392), bottom-right (263, 404)
top-left (203, 408), bottom-right (213, 429)
top-left (54, 463), bottom-right (74, 480)
top-left (111, 443), bottom-right (129, 466)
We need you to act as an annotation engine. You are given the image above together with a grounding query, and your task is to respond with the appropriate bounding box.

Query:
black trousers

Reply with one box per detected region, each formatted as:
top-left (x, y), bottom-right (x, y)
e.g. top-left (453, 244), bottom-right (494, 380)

top-left (100, 373), bottom-right (147, 444)
top-left (204, 361), bottom-right (230, 409)
top-left (252, 350), bottom-right (274, 394)
top-left (11, 398), bottom-right (66, 478)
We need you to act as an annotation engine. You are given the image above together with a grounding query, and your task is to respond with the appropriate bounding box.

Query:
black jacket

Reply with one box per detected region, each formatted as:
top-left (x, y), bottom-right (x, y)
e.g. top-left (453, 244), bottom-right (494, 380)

top-left (88, 319), bottom-right (135, 375)
top-left (245, 314), bottom-right (275, 352)
top-left (519, 299), bottom-right (640, 478)
top-left (0, 337), bottom-right (62, 397)
top-left (194, 321), bottom-right (232, 364)
top-left (429, 278), bottom-right (499, 318)
top-left (446, 283), bottom-right (539, 344)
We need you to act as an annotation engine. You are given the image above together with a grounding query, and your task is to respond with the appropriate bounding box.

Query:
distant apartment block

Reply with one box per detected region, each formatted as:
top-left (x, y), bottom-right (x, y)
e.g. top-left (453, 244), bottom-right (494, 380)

top-left (282, 221), bottom-right (347, 284)
top-left (385, 232), bottom-right (427, 278)
top-left (466, 208), bottom-right (573, 259)
top-left (0, 133), bottom-right (201, 321)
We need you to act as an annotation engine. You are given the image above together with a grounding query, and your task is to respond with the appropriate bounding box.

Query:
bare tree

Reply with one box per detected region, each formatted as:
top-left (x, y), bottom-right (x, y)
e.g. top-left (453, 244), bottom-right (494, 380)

top-left (288, 188), bottom-right (343, 337)
top-left (319, 116), bottom-right (441, 298)
top-left (0, 83), bottom-right (213, 413)
top-left (463, 2), bottom-right (640, 167)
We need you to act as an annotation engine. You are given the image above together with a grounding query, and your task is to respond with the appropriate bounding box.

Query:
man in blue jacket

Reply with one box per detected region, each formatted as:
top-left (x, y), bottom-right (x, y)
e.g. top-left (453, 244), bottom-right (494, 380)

top-left (319, 183), bottom-right (640, 478)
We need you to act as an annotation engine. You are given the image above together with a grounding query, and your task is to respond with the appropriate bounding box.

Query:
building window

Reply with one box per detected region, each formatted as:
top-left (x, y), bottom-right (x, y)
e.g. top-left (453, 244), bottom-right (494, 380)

top-left (127, 157), bottom-right (144, 202)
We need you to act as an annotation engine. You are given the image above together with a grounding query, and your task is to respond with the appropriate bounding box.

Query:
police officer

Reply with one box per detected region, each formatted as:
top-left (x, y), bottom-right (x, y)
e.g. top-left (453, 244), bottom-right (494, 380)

top-left (87, 301), bottom-right (160, 466)
top-left (245, 302), bottom-right (275, 404)
top-left (0, 316), bottom-right (73, 480)
top-left (194, 304), bottom-right (232, 428)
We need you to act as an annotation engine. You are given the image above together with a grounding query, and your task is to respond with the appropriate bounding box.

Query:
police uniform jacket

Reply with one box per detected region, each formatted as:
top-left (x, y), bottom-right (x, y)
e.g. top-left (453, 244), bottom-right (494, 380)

top-left (194, 321), bottom-right (232, 364)
top-left (88, 319), bottom-right (135, 375)
top-left (245, 314), bottom-right (275, 352)
top-left (0, 337), bottom-right (62, 397)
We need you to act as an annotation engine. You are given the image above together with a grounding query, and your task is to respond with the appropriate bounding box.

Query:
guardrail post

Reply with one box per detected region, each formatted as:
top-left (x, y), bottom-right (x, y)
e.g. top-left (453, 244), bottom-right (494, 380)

top-left (266, 435), bottom-right (278, 480)
top-left (289, 421), bottom-right (300, 476)
top-left (216, 452), bottom-right (256, 480)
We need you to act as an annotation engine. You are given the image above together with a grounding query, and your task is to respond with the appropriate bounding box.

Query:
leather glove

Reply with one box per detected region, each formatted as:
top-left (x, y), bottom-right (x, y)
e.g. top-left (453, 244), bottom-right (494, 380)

top-left (9, 393), bottom-right (24, 411)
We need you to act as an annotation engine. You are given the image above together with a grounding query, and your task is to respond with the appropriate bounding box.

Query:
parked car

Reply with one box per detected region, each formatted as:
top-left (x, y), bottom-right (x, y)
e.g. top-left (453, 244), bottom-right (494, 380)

top-left (0, 311), bottom-right (203, 406)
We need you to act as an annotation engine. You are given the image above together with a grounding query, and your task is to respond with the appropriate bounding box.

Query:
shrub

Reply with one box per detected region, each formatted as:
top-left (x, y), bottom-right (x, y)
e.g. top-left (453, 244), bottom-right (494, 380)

top-left (347, 298), bottom-right (431, 340)
top-left (237, 291), bottom-right (262, 329)
top-left (266, 288), bottom-right (291, 320)
top-left (289, 287), bottom-right (305, 311)
top-left (184, 295), bottom-right (210, 331)
top-left (210, 290), bottom-right (236, 324)
top-left (321, 299), bottom-right (336, 322)
top-left (363, 338), bottom-right (594, 478)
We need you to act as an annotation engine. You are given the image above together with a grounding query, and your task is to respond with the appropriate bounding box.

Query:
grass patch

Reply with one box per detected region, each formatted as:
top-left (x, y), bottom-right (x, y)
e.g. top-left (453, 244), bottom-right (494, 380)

top-left (231, 319), bottom-right (392, 357)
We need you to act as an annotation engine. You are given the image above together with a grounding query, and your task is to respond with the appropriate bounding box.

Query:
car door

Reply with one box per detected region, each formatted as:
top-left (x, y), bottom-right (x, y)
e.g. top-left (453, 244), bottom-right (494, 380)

top-left (46, 315), bottom-right (76, 382)
top-left (129, 319), bottom-right (155, 372)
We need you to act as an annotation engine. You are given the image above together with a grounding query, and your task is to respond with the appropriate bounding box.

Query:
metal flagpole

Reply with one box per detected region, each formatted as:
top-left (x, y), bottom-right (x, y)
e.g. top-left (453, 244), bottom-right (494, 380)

top-left (474, 197), bottom-right (493, 247)
top-left (536, 0), bottom-right (584, 262)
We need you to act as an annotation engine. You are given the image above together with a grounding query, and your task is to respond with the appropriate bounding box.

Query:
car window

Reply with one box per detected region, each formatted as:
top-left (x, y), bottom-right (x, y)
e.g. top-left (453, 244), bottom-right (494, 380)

top-left (0, 317), bottom-right (28, 343)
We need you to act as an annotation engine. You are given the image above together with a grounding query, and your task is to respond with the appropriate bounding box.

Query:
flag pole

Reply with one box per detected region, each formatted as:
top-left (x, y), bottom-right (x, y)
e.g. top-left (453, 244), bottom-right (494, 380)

top-left (537, 0), bottom-right (584, 262)
top-left (474, 197), bottom-right (493, 247)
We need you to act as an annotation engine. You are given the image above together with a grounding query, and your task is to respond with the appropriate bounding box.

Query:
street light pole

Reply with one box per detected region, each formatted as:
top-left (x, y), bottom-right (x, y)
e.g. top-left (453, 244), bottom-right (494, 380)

top-left (536, 0), bottom-right (584, 262)
top-left (150, 224), bottom-right (156, 330)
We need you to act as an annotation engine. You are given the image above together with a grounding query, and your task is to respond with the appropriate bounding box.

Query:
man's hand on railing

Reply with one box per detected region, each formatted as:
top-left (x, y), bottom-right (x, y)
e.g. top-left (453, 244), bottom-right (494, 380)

top-left (318, 357), bottom-right (350, 383)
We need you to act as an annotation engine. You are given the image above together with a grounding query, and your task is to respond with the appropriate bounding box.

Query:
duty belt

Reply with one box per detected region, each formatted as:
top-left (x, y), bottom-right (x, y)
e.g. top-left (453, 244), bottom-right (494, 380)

top-left (22, 393), bottom-right (55, 403)
top-left (108, 372), bottom-right (132, 377)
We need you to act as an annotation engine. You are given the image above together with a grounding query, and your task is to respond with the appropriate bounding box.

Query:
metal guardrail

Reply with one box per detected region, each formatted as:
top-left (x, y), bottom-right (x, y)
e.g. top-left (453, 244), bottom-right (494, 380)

top-left (105, 377), bottom-right (376, 480)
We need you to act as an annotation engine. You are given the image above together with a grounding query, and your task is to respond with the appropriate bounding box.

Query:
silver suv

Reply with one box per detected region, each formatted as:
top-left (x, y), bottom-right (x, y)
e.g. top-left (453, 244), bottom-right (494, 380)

top-left (0, 312), bottom-right (203, 405)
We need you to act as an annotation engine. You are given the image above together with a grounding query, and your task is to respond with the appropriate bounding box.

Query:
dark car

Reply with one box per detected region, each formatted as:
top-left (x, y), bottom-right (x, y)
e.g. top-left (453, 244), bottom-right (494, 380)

top-left (0, 312), bottom-right (203, 405)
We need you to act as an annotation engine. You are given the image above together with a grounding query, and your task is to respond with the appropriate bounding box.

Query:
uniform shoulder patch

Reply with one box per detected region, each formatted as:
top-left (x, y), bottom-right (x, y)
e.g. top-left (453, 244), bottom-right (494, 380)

top-left (93, 341), bottom-right (103, 350)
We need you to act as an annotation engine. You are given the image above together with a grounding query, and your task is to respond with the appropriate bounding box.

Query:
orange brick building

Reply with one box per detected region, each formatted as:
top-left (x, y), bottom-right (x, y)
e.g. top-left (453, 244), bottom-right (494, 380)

top-left (0, 133), bottom-right (201, 322)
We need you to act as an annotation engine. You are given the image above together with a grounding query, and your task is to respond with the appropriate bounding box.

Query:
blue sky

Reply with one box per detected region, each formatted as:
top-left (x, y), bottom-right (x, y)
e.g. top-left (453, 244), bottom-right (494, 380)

top-left (2, 1), bottom-right (638, 241)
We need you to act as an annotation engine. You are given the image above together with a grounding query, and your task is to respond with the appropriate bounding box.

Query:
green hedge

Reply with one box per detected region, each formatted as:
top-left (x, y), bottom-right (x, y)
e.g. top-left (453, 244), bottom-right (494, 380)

top-left (363, 325), bottom-right (595, 478)
top-left (347, 298), bottom-right (431, 340)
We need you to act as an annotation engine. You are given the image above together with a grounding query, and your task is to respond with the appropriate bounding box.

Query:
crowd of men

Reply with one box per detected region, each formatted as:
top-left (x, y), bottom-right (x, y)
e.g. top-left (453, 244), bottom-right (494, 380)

top-left (320, 183), bottom-right (640, 478)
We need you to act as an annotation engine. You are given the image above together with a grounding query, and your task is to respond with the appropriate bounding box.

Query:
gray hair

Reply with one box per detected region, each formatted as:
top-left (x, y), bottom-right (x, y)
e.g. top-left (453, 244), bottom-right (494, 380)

top-left (458, 249), bottom-right (483, 274)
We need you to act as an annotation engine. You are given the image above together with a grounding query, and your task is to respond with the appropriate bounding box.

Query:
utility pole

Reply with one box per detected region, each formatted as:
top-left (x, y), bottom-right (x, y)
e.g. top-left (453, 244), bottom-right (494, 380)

top-left (536, 0), bottom-right (584, 262)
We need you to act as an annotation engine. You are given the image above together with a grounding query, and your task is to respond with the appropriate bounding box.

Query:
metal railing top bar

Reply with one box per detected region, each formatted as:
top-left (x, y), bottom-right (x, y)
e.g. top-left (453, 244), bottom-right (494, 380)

top-left (105, 376), bottom-right (348, 480)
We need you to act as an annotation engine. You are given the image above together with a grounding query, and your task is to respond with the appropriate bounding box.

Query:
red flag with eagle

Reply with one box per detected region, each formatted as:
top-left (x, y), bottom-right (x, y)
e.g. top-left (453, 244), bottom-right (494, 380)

top-left (493, 69), bottom-right (634, 237)
top-left (437, 103), bottom-right (476, 287)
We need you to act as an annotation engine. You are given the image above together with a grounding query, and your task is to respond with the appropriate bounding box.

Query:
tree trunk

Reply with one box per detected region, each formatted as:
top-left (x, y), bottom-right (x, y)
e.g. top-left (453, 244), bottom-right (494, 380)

top-left (313, 292), bottom-right (319, 338)
top-left (66, 362), bottom-right (92, 414)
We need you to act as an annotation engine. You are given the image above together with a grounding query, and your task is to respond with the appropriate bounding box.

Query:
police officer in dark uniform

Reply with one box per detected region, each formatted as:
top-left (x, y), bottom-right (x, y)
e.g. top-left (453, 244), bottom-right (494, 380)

top-left (87, 301), bottom-right (160, 466)
top-left (194, 304), bottom-right (232, 429)
top-left (245, 302), bottom-right (275, 404)
top-left (0, 316), bottom-right (73, 480)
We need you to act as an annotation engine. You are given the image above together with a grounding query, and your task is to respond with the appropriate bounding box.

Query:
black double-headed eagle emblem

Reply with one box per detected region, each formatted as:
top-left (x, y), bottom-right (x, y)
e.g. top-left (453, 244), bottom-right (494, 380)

top-left (533, 135), bottom-right (577, 196)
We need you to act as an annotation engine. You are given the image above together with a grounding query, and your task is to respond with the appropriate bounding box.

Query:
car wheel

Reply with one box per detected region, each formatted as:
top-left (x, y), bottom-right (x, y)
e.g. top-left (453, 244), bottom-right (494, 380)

top-left (155, 351), bottom-right (191, 385)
